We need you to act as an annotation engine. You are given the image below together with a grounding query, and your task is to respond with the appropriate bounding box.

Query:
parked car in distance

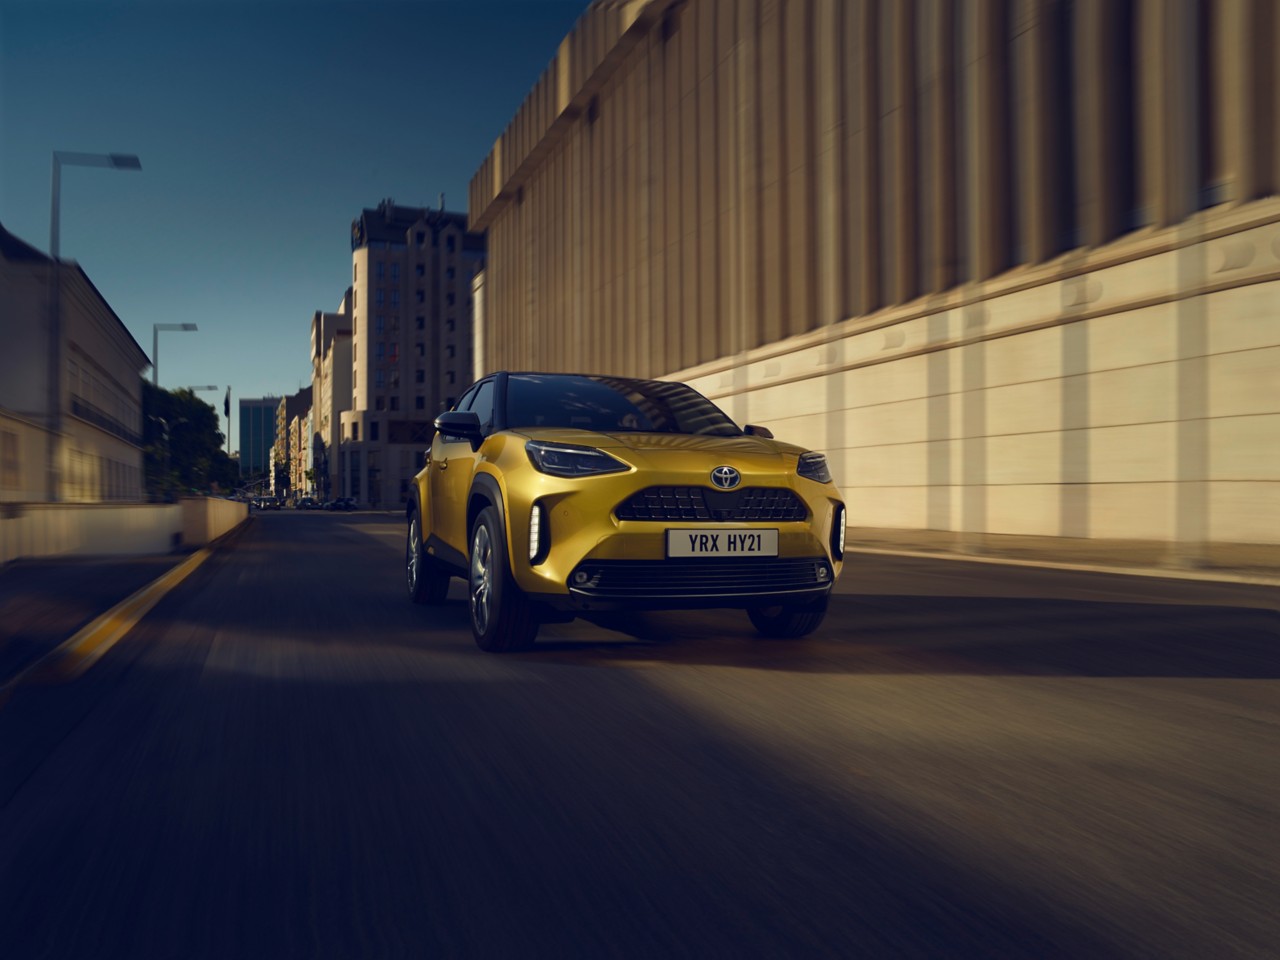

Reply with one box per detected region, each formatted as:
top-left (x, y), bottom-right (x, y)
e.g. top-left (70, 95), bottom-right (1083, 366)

top-left (296, 497), bottom-right (319, 510)
top-left (330, 497), bottom-right (356, 511)
top-left (406, 371), bottom-right (845, 653)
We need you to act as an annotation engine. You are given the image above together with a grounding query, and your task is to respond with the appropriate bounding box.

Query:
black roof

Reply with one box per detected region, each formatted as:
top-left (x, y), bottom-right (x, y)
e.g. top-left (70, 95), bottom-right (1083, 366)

top-left (351, 200), bottom-right (482, 251)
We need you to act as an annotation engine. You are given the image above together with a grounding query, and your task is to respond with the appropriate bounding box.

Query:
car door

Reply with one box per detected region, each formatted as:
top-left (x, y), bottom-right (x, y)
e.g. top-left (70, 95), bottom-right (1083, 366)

top-left (429, 380), bottom-right (494, 556)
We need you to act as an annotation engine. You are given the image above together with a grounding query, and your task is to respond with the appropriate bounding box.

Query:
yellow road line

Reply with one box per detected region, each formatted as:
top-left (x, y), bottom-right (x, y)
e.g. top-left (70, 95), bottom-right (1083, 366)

top-left (12, 547), bottom-right (213, 689)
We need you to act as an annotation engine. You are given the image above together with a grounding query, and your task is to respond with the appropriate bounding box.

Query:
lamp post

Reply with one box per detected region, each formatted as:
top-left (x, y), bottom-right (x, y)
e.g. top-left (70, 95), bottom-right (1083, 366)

top-left (47, 150), bottom-right (142, 501)
top-left (152, 323), bottom-right (197, 386)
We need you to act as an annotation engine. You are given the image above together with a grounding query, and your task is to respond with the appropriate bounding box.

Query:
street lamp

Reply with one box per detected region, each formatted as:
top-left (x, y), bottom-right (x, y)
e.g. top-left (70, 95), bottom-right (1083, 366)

top-left (152, 323), bottom-right (197, 386)
top-left (47, 150), bottom-right (142, 501)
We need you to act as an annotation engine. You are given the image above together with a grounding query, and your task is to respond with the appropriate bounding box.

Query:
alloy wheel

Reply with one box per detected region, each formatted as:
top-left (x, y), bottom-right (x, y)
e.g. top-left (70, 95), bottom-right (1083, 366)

top-left (470, 522), bottom-right (493, 635)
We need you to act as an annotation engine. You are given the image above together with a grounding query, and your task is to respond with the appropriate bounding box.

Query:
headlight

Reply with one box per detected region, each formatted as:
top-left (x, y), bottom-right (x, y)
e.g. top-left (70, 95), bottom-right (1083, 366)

top-left (526, 441), bottom-right (629, 478)
top-left (797, 451), bottom-right (832, 484)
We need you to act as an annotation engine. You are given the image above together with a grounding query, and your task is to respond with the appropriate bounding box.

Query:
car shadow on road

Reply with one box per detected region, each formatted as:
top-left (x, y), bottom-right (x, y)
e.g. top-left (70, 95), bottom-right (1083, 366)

top-left (521, 595), bottom-right (1280, 680)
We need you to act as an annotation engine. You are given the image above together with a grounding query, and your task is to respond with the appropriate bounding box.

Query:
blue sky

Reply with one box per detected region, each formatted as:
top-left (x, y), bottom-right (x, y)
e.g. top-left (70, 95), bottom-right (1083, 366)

top-left (0, 0), bottom-right (587, 451)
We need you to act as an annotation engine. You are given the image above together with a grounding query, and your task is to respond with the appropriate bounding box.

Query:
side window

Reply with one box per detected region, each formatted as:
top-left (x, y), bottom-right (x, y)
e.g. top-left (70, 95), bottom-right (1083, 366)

top-left (454, 384), bottom-right (480, 413)
top-left (469, 381), bottom-right (495, 432)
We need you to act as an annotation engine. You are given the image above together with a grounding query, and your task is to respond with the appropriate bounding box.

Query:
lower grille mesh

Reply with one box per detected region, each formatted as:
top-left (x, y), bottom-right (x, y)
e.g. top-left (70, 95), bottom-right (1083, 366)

top-left (570, 557), bottom-right (831, 597)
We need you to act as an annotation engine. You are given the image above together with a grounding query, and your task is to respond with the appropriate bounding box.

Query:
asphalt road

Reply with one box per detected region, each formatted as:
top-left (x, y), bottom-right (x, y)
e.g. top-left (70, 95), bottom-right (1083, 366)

top-left (1, 511), bottom-right (1277, 959)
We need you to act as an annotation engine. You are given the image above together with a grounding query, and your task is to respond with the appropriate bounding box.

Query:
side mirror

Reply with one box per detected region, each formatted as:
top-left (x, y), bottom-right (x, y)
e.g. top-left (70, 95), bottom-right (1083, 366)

top-left (434, 411), bottom-right (484, 449)
top-left (744, 424), bottom-right (774, 439)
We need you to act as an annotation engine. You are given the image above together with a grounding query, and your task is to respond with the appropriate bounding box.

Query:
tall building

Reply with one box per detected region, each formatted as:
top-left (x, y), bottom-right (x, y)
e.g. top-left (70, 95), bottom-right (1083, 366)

top-left (273, 387), bottom-right (311, 500)
top-left (467, 0), bottom-right (1280, 563)
top-left (0, 222), bottom-right (148, 503)
top-left (238, 397), bottom-right (278, 483)
top-left (340, 200), bottom-right (485, 507)
top-left (310, 290), bottom-right (353, 502)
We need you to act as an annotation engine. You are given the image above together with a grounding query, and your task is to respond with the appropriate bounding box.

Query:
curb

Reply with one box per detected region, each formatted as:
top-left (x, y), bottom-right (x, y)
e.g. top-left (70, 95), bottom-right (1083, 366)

top-left (0, 549), bottom-right (211, 708)
top-left (0, 517), bottom-right (252, 708)
top-left (844, 546), bottom-right (1280, 588)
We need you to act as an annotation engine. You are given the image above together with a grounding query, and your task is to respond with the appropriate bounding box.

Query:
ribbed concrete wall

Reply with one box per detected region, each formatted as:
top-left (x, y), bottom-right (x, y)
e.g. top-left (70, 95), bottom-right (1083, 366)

top-left (470, 0), bottom-right (1280, 553)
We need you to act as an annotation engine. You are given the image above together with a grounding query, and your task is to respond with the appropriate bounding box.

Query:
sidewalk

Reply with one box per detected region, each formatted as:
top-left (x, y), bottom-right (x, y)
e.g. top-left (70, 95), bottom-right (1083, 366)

top-left (846, 527), bottom-right (1280, 586)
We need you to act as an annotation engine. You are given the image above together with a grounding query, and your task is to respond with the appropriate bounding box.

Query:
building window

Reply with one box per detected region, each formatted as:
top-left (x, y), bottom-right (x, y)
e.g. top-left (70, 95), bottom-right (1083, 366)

top-left (376, 289), bottom-right (385, 306)
top-left (416, 316), bottom-right (424, 330)
top-left (353, 264), bottom-right (358, 282)
top-left (389, 343), bottom-right (399, 363)
top-left (391, 263), bottom-right (399, 282)
top-left (447, 371), bottom-right (456, 385)
top-left (446, 345), bottom-right (455, 359)
top-left (446, 235), bottom-right (455, 252)
top-left (415, 396), bottom-right (425, 410)
top-left (416, 231), bottom-right (425, 245)
top-left (376, 261), bottom-right (384, 280)
top-left (377, 342), bottom-right (385, 361)
top-left (376, 370), bottom-right (385, 389)
top-left (446, 293), bottom-right (455, 306)
top-left (416, 290), bottom-right (424, 304)
top-left (376, 396), bottom-right (385, 411)
top-left (376, 315), bottom-right (385, 335)
top-left (416, 344), bottom-right (425, 358)
top-left (391, 290), bottom-right (399, 307)
top-left (352, 423), bottom-right (359, 441)
top-left (415, 369), bottom-right (424, 384)
top-left (415, 264), bottom-right (424, 277)
top-left (446, 319), bottom-right (455, 333)
top-left (390, 396), bottom-right (399, 411)
top-left (370, 421), bottom-right (379, 441)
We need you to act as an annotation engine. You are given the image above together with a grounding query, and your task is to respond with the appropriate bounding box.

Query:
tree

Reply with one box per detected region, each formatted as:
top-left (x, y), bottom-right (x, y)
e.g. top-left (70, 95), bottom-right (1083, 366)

top-left (142, 382), bottom-right (238, 500)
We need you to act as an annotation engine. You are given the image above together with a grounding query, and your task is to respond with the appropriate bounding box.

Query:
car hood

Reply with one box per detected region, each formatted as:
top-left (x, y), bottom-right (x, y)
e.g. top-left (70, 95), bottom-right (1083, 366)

top-left (514, 428), bottom-right (804, 459)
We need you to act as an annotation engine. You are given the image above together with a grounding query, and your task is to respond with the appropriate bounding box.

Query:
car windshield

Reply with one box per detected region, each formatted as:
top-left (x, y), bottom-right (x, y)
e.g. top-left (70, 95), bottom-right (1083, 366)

top-left (505, 374), bottom-right (742, 437)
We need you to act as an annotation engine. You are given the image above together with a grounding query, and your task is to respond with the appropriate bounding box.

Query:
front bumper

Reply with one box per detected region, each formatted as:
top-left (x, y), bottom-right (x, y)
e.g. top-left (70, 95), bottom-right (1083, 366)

top-left (540, 555), bottom-right (835, 612)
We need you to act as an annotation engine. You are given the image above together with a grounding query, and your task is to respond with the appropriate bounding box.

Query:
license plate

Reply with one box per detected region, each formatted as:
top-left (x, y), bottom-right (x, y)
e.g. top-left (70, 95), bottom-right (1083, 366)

top-left (667, 529), bottom-right (779, 558)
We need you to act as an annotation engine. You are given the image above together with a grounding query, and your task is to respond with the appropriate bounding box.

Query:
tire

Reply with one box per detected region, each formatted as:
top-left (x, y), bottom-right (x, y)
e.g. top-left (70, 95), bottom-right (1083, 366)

top-left (747, 594), bottom-right (829, 639)
top-left (407, 511), bottom-right (450, 605)
top-left (468, 506), bottom-right (539, 652)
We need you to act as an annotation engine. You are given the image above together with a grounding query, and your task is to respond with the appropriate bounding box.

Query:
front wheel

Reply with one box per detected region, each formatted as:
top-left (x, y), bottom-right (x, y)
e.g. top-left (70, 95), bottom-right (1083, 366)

top-left (469, 506), bottom-right (539, 652)
top-left (747, 594), bottom-right (829, 639)
top-left (407, 512), bottom-right (450, 605)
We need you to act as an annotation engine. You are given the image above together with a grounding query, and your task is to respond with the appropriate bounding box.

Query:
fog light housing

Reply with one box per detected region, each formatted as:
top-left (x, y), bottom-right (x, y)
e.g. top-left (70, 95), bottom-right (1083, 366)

top-left (831, 504), bottom-right (846, 560)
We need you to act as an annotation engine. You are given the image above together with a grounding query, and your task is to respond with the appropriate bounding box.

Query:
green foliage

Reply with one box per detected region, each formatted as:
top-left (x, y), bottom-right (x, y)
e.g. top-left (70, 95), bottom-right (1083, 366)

top-left (142, 382), bottom-right (238, 501)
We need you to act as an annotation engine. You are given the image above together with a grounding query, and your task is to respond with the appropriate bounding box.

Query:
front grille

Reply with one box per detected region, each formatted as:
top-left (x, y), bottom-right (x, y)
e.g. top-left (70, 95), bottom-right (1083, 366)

top-left (569, 557), bottom-right (831, 598)
top-left (615, 486), bottom-right (807, 522)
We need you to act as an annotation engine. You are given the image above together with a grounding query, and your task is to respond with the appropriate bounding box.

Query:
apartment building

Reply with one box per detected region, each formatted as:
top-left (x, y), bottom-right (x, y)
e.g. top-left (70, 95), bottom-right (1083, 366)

top-left (468, 0), bottom-right (1280, 562)
top-left (272, 387), bottom-right (311, 500)
top-left (309, 291), bottom-right (353, 502)
top-left (339, 201), bottom-right (485, 508)
top-left (0, 222), bottom-right (148, 503)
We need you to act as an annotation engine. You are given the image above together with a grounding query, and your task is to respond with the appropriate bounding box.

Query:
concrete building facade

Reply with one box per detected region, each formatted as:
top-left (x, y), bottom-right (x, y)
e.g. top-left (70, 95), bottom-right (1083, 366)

top-left (310, 291), bottom-right (353, 503)
top-left (468, 0), bottom-right (1280, 563)
top-left (273, 387), bottom-right (311, 501)
top-left (339, 201), bottom-right (485, 507)
top-left (0, 222), bottom-right (148, 504)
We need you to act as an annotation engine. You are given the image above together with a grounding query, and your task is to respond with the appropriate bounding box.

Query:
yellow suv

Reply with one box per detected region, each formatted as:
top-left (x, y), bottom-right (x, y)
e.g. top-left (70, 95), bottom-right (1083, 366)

top-left (405, 372), bottom-right (845, 652)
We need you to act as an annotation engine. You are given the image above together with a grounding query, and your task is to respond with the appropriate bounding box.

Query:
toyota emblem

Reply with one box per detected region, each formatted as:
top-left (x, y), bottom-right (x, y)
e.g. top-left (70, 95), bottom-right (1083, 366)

top-left (711, 465), bottom-right (741, 489)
